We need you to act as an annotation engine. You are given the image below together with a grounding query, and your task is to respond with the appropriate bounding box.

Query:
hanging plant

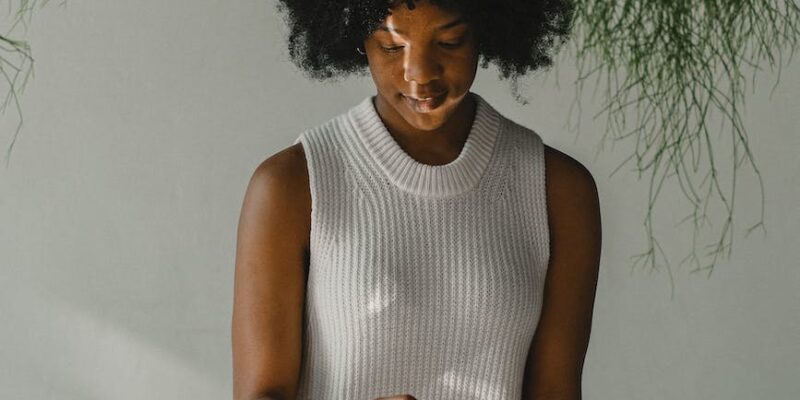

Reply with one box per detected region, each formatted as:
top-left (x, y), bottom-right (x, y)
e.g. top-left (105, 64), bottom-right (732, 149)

top-left (564, 0), bottom-right (800, 292)
top-left (3, 1), bottom-right (799, 294)
top-left (1, 0), bottom-right (53, 166)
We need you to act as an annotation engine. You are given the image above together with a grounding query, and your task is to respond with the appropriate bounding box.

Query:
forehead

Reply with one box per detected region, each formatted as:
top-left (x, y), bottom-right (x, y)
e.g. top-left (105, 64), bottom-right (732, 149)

top-left (380, 1), bottom-right (466, 34)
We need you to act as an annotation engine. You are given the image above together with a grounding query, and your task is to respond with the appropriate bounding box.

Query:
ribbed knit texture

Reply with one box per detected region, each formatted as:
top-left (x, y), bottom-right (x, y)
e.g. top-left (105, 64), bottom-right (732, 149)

top-left (292, 92), bottom-right (550, 400)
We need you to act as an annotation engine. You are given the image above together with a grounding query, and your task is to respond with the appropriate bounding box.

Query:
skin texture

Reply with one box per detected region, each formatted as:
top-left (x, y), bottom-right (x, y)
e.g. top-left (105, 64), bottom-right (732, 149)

top-left (520, 145), bottom-right (601, 400)
top-left (231, 1), bottom-right (601, 399)
top-left (364, 0), bottom-right (480, 166)
top-left (231, 144), bottom-right (310, 400)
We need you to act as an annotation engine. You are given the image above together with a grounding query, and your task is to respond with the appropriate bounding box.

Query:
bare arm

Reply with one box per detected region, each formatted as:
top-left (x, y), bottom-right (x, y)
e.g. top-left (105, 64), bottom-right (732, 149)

top-left (231, 144), bottom-right (311, 400)
top-left (521, 145), bottom-right (602, 400)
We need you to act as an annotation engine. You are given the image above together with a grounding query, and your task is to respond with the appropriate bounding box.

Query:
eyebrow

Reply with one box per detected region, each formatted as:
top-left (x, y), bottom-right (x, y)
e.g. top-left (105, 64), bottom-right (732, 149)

top-left (377, 17), bottom-right (466, 35)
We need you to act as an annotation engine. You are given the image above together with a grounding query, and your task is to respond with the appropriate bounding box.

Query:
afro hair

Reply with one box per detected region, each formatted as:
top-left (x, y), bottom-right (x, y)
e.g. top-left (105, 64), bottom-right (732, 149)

top-left (275, 0), bottom-right (575, 86)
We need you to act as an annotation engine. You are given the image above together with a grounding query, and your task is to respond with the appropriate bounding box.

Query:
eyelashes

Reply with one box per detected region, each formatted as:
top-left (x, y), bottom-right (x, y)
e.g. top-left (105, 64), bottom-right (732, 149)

top-left (379, 39), bottom-right (465, 53)
top-left (439, 41), bottom-right (464, 49)
top-left (380, 45), bottom-right (403, 53)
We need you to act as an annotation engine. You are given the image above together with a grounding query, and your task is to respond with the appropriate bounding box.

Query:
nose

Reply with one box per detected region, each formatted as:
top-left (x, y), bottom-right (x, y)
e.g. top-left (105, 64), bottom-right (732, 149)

top-left (403, 45), bottom-right (443, 85)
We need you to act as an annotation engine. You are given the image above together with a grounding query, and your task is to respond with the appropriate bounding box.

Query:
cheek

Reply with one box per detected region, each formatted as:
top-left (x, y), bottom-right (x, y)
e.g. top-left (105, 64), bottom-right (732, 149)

top-left (366, 58), bottom-right (392, 84)
top-left (370, 64), bottom-right (400, 88)
top-left (442, 46), bottom-right (479, 78)
top-left (448, 56), bottom-right (479, 87)
top-left (368, 64), bottom-right (405, 100)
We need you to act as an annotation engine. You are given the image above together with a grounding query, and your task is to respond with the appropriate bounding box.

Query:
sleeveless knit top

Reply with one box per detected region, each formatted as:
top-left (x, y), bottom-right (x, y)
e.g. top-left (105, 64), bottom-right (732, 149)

top-left (292, 92), bottom-right (550, 400)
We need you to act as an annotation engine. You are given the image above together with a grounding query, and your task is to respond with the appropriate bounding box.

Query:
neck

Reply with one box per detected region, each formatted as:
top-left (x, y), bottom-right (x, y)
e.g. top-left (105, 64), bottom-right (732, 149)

top-left (373, 92), bottom-right (477, 166)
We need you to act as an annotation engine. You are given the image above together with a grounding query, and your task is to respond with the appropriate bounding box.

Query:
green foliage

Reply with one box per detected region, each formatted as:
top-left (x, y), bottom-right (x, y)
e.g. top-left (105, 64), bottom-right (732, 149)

top-left (1, 0), bottom-right (58, 166)
top-left (568, 0), bottom-right (800, 293)
top-left (2, 1), bottom-right (799, 291)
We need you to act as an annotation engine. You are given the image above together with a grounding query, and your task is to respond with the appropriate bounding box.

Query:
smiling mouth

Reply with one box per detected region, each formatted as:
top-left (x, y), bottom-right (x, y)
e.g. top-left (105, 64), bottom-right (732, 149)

top-left (403, 92), bottom-right (447, 113)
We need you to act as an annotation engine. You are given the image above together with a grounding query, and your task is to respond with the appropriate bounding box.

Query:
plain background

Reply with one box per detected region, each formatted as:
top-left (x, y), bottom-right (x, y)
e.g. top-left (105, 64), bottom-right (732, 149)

top-left (1, 1), bottom-right (798, 399)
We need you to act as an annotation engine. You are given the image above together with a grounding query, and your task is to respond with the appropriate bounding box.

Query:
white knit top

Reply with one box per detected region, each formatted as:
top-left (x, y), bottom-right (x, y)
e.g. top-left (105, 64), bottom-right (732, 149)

top-left (292, 92), bottom-right (550, 400)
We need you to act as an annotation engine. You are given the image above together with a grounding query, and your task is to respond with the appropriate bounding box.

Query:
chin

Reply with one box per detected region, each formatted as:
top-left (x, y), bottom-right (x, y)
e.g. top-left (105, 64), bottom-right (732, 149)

top-left (396, 94), bottom-right (456, 130)
top-left (403, 108), bottom-right (450, 131)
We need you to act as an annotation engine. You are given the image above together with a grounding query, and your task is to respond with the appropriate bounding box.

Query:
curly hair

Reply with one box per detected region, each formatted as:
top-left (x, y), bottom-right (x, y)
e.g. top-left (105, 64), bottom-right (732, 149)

top-left (275, 0), bottom-right (575, 84)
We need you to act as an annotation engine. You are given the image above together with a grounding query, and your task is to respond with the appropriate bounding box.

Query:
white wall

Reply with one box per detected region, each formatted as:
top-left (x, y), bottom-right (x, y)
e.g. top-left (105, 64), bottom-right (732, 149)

top-left (1, 1), bottom-right (798, 399)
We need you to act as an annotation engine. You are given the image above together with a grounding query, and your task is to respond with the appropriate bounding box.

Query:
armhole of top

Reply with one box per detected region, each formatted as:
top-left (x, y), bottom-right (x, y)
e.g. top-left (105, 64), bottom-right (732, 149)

top-left (532, 132), bottom-right (552, 274)
top-left (293, 132), bottom-right (317, 254)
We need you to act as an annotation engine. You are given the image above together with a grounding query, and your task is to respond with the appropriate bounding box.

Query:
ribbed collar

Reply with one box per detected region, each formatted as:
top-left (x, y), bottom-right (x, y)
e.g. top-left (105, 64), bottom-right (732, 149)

top-left (348, 92), bottom-right (502, 198)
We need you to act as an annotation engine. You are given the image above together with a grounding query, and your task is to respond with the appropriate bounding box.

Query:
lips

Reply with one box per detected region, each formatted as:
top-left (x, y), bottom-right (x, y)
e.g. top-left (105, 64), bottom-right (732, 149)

top-left (402, 91), bottom-right (447, 113)
top-left (407, 91), bottom-right (446, 99)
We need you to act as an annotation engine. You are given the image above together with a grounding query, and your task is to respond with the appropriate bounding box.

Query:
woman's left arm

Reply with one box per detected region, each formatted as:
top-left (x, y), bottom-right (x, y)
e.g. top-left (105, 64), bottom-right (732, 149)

top-left (521, 146), bottom-right (602, 400)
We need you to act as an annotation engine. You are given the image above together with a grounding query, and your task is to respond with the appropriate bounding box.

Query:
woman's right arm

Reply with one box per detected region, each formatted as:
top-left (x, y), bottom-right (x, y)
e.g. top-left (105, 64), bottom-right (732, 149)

top-left (232, 144), bottom-right (311, 400)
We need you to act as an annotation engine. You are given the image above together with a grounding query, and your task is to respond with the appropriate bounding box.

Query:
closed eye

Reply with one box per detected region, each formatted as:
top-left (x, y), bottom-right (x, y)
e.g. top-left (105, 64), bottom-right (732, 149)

top-left (380, 45), bottom-right (404, 53)
top-left (380, 40), bottom-right (464, 53)
top-left (439, 40), bottom-right (464, 49)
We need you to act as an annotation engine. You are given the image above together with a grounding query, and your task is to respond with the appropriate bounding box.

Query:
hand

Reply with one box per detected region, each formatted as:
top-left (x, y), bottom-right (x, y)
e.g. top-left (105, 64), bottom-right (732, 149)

top-left (373, 395), bottom-right (417, 400)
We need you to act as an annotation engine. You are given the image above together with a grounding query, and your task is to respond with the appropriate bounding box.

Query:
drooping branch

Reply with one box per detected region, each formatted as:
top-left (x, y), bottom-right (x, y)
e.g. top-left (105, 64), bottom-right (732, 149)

top-left (1, 0), bottom-right (60, 166)
top-left (568, 0), bottom-right (799, 296)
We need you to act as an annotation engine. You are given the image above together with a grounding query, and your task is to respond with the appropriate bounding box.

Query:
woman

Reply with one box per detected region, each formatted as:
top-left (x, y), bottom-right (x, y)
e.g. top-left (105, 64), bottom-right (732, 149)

top-left (232, 1), bottom-right (601, 399)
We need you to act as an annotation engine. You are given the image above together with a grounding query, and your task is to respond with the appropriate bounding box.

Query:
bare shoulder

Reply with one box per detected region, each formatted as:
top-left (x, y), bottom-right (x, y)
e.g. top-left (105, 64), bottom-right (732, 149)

top-left (543, 143), bottom-right (601, 235)
top-left (246, 142), bottom-right (311, 250)
top-left (542, 142), bottom-right (601, 258)
top-left (542, 142), bottom-right (601, 255)
top-left (254, 142), bottom-right (309, 190)
top-left (543, 144), bottom-right (598, 200)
